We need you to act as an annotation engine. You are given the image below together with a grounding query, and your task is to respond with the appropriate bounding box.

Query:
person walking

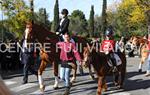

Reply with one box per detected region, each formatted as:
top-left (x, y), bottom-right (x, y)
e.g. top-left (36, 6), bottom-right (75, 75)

top-left (20, 22), bottom-right (38, 84)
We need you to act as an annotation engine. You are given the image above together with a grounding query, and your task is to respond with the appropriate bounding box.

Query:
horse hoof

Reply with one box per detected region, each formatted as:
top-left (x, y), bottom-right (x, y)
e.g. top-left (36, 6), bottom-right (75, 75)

top-left (114, 82), bottom-right (119, 86)
top-left (90, 76), bottom-right (95, 80)
top-left (71, 77), bottom-right (76, 83)
top-left (63, 88), bottom-right (70, 95)
top-left (53, 81), bottom-right (59, 90)
top-left (103, 88), bottom-right (107, 92)
top-left (40, 85), bottom-right (45, 92)
top-left (117, 85), bottom-right (123, 89)
top-left (145, 73), bottom-right (150, 77)
top-left (53, 86), bottom-right (59, 90)
top-left (138, 69), bottom-right (142, 73)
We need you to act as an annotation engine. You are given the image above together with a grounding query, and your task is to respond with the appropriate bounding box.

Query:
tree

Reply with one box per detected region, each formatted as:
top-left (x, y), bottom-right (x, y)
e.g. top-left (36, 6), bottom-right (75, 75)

top-left (106, 0), bottom-right (149, 37)
top-left (69, 10), bottom-right (88, 36)
top-left (53, 0), bottom-right (59, 31)
top-left (89, 5), bottom-right (95, 37)
top-left (136, 0), bottom-right (150, 34)
top-left (118, 0), bottom-right (148, 36)
top-left (1, 0), bottom-right (30, 38)
top-left (29, 0), bottom-right (34, 22)
top-left (34, 8), bottom-right (51, 30)
top-left (94, 15), bottom-right (102, 36)
top-left (101, 0), bottom-right (107, 35)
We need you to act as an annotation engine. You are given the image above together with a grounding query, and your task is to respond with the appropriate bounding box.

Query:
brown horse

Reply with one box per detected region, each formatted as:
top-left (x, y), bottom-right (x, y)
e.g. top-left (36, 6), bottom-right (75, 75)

top-left (128, 36), bottom-right (149, 72)
top-left (82, 45), bottom-right (126, 95)
top-left (31, 23), bottom-right (88, 91)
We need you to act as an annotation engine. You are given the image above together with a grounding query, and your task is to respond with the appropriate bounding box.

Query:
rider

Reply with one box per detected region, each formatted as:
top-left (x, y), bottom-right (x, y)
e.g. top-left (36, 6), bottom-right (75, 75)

top-left (55, 9), bottom-right (70, 41)
top-left (100, 28), bottom-right (117, 72)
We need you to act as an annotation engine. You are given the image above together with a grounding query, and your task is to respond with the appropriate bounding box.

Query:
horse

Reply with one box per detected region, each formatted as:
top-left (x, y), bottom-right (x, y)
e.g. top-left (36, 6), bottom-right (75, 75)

top-left (31, 23), bottom-right (88, 91)
top-left (82, 44), bottom-right (126, 95)
top-left (128, 36), bottom-right (149, 72)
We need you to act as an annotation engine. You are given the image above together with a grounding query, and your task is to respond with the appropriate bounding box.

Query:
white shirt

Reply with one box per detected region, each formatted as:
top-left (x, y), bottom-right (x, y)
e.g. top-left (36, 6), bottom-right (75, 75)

top-left (59, 18), bottom-right (65, 32)
top-left (22, 29), bottom-right (29, 52)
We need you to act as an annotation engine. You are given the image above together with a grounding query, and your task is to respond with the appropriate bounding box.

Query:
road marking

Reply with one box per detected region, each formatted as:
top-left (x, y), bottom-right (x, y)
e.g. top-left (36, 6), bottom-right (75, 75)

top-left (4, 80), bottom-right (17, 86)
top-left (10, 83), bottom-right (38, 92)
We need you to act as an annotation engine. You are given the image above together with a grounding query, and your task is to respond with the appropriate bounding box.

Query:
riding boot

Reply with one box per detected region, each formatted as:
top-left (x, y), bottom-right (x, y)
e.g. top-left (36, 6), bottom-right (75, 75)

top-left (63, 87), bottom-right (70, 95)
top-left (111, 58), bottom-right (117, 72)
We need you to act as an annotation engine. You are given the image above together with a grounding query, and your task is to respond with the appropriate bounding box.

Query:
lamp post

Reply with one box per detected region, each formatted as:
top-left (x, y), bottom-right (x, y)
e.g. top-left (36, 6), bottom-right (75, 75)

top-left (0, 1), bottom-right (3, 42)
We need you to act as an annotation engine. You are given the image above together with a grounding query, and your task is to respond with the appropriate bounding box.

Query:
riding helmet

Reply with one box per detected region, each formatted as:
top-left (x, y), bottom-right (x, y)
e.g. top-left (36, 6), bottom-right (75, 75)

top-left (105, 28), bottom-right (113, 36)
top-left (61, 9), bottom-right (69, 15)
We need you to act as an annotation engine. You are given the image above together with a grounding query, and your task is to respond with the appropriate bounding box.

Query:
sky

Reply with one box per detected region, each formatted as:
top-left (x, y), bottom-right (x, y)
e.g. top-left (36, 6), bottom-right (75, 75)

top-left (0, 0), bottom-right (120, 21)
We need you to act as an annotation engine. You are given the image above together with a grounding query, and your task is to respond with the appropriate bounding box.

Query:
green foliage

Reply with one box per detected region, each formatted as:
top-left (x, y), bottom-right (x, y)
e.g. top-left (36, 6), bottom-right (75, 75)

top-left (53, 0), bottom-right (59, 32)
top-left (94, 15), bottom-right (102, 37)
top-left (89, 5), bottom-right (95, 37)
top-left (106, 0), bottom-right (149, 37)
top-left (101, 0), bottom-right (107, 35)
top-left (1, 0), bottom-right (30, 38)
top-left (34, 8), bottom-right (51, 30)
top-left (69, 10), bottom-right (88, 37)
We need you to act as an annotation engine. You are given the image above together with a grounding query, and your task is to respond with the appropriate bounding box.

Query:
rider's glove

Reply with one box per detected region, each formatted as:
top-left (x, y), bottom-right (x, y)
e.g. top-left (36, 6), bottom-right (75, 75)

top-left (56, 32), bottom-right (60, 35)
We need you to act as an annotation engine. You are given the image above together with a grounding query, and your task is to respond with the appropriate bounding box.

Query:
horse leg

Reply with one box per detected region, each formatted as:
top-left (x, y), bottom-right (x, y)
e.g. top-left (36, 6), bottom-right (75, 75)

top-left (138, 58), bottom-right (144, 72)
top-left (38, 60), bottom-right (47, 92)
top-left (89, 64), bottom-right (95, 80)
top-left (119, 70), bottom-right (125, 89)
top-left (97, 76), bottom-right (104, 95)
top-left (114, 72), bottom-right (119, 87)
top-left (70, 63), bottom-right (77, 83)
top-left (102, 79), bottom-right (107, 92)
top-left (52, 61), bottom-right (59, 89)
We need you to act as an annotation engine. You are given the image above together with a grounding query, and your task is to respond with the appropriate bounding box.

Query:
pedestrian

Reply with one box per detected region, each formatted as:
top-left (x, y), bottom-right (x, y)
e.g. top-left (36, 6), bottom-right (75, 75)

top-left (57, 33), bottom-right (82, 95)
top-left (20, 22), bottom-right (38, 84)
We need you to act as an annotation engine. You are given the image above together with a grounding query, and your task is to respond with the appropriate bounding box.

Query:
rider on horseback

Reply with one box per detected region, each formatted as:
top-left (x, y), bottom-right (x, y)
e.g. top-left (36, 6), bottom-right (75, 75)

top-left (56, 9), bottom-right (70, 41)
top-left (100, 28), bottom-right (117, 72)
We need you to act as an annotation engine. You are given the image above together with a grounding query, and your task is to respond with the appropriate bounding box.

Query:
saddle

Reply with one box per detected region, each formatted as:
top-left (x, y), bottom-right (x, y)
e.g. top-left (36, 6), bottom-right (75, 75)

top-left (107, 53), bottom-right (122, 67)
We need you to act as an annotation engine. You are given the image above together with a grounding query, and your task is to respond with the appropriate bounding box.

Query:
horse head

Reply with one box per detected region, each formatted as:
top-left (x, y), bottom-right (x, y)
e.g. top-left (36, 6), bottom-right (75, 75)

top-left (82, 42), bottom-right (99, 68)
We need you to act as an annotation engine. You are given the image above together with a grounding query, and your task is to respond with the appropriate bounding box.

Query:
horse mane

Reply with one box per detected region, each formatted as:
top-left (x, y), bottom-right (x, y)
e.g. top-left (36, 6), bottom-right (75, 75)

top-left (32, 23), bottom-right (59, 43)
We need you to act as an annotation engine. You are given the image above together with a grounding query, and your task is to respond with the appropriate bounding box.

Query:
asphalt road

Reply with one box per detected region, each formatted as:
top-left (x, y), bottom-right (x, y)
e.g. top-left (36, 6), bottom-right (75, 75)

top-left (1, 57), bottom-right (150, 95)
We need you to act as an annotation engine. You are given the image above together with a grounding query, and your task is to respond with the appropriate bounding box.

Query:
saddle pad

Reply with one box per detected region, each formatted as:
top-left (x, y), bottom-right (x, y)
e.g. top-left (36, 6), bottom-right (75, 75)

top-left (114, 53), bottom-right (122, 66)
top-left (107, 53), bottom-right (122, 67)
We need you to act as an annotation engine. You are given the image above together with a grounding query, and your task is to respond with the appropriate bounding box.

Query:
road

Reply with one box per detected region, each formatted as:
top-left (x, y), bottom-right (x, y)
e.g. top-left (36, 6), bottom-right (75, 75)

top-left (1, 57), bottom-right (150, 95)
